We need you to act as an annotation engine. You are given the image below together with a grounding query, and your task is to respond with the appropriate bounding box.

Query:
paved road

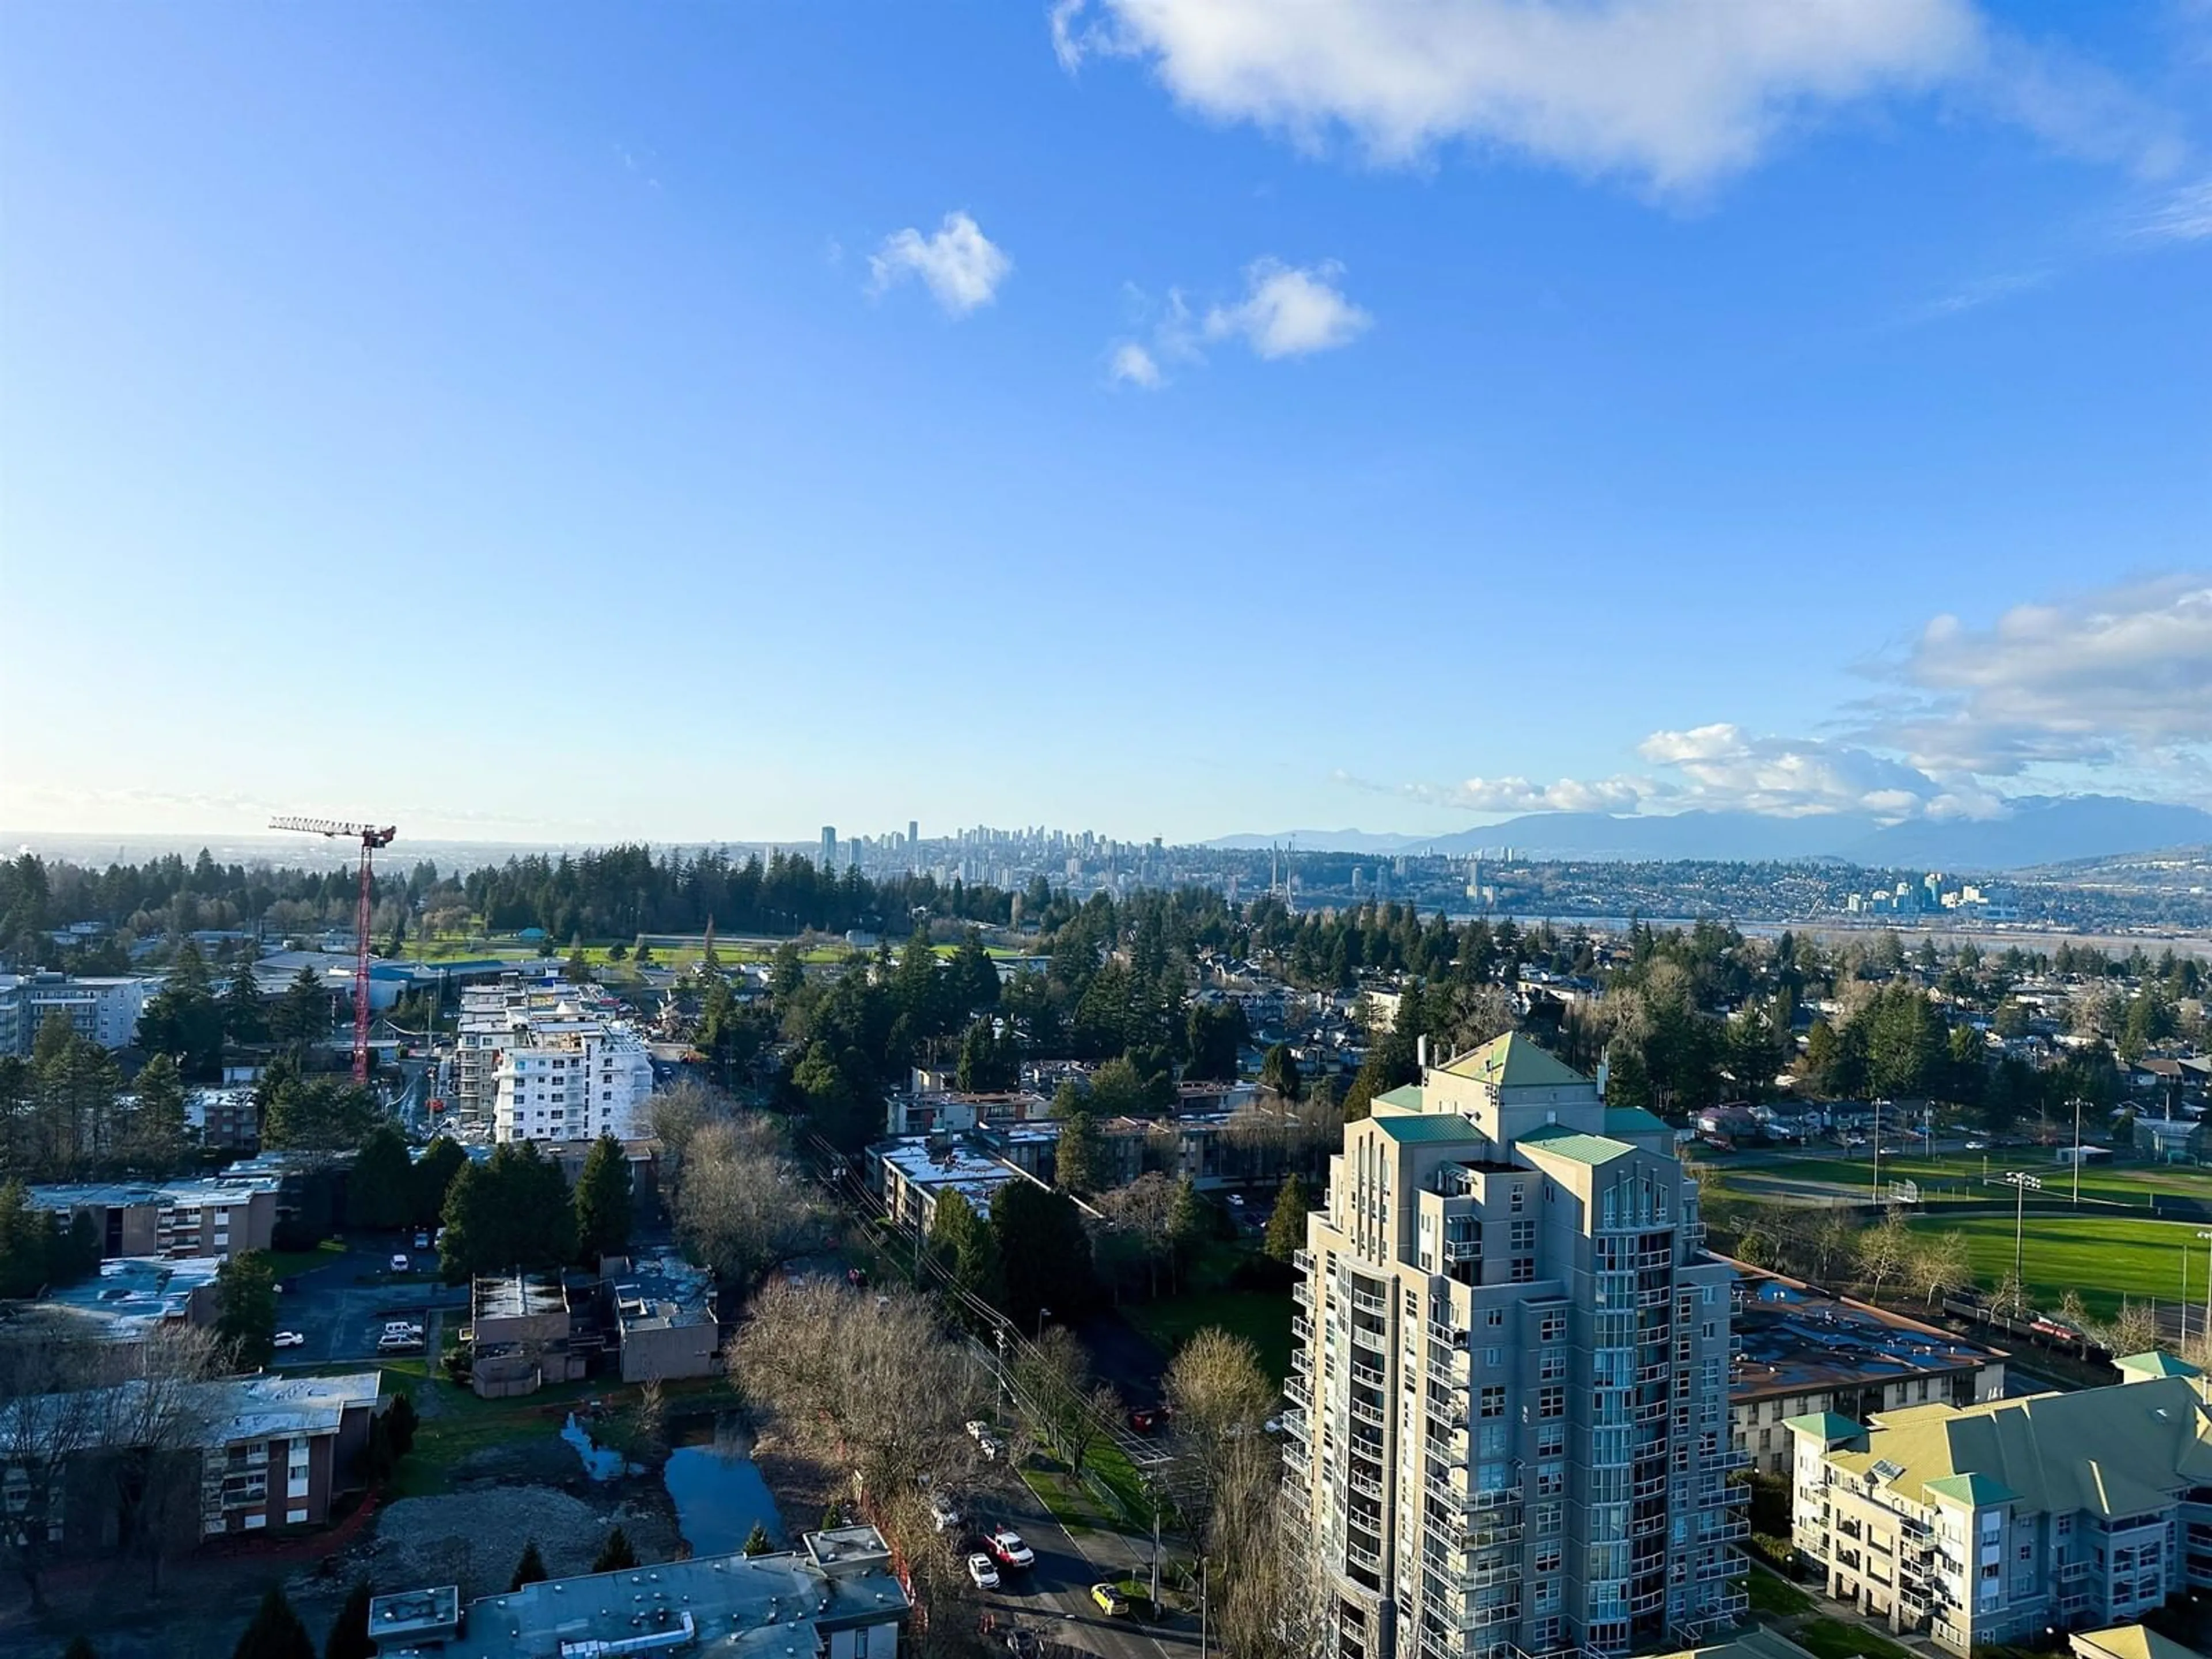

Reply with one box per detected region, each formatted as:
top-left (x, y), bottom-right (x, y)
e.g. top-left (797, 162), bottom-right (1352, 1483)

top-left (971, 1475), bottom-right (1199, 1659)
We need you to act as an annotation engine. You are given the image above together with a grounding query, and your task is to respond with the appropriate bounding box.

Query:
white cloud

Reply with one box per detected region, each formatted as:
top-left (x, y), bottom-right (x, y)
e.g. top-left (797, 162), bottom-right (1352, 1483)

top-left (1108, 342), bottom-right (1164, 388)
top-left (1876, 575), bottom-right (2212, 775)
top-left (1414, 776), bottom-right (1646, 815)
top-left (1051, 0), bottom-right (1985, 193)
top-left (1385, 573), bottom-right (2212, 824)
top-left (868, 211), bottom-right (1012, 316)
top-left (1203, 258), bottom-right (1372, 358)
top-left (1052, 0), bottom-right (2188, 196)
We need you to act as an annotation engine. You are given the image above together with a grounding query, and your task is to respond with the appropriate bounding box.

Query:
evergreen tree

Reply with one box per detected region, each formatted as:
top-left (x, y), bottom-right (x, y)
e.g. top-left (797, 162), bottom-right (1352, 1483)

top-left (1054, 1111), bottom-right (1107, 1196)
top-left (215, 1250), bottom-right (278, 1366)
top-left (222, 961), bottom-right (268, 1046)
top-left (323, 1580), bottom-right (376, 1659)
top-left (741, 1522), bottom-right (774, 1556)
top-left (121, 1052), bottom-right (189, 1172)
top-left (592, 1527), bottom-right (638, 1573)
top-left (61, 1638), bottom-right (99, 1659)
top-left (573, 1134), bottom-right (634, 1264)
top-left (510, 1540), bottom-right (548, 1592)
top-left (409, 1136), bottom-right (468, 1228)
top-left (348, 1125), bottom-right (413, 1231)
top-left (231, 1584), bottom-right (315, 1659)
top-left (1264, 1173), bottom-right (1310, 1264)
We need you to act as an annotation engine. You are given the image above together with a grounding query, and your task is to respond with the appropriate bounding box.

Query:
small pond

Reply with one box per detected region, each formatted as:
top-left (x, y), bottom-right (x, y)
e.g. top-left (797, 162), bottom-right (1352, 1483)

top-left (662, 1416), bottom-right (782, 1558)
top-left (561, 1412), bottom-right (642, 1482)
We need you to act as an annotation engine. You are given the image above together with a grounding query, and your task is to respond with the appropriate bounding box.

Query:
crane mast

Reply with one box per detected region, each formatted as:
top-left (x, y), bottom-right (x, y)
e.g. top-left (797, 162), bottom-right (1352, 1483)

top-left (268, 816), bottom-right (398, 1084)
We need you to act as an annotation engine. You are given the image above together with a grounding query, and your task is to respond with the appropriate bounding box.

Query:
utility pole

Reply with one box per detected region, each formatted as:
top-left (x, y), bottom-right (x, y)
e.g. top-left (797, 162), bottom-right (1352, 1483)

top-left (1873, 1098), bottom-right (1884, 1203)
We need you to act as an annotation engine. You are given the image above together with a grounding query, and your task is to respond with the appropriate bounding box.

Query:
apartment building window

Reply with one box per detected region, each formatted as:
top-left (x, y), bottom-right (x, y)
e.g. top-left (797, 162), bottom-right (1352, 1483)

top-left (1540, 1350), bottom-right (1566, 1381)
top-left (1511, 1258), bottom-right (1535, 1283)
top-left (1535, 1503), bottom-right (1561, 1536)
top-left (1485, 1308), bottom-right (1504, 1328)
top-left (1533, 1578), bottom-right (1561, 1613)
top-left (1484, 1347), bottom-right (1503, 1368)
top-left (1537, 1423), bottom-right (1565, 1457)
top-left (1510, 1185), bottom-right (1525, 1212)
top-left (1480, 1386), bottom-right (1506, 1418)
top-left (1509, 1221), bottom-right (1536, 1251)
top-left (1479, 1424), bottom-right (1508, 1458)
top-left (1538, 1387), bottom-right (1565, 1418)
top-left (1540, 1311), bottom-right (1565, 1342)
top-left (1536, 1462), bottom-right (1565, 1497)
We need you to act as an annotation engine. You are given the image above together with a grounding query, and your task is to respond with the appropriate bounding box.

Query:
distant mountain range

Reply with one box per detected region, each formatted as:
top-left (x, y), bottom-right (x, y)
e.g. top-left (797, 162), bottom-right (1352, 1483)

top-left (1208, 796), bottom-right (2212, 872)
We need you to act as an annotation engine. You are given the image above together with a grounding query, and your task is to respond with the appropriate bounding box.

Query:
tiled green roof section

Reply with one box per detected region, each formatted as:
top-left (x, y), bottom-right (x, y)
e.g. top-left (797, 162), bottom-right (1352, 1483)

top-left (1372, 1085), bottom-right (1426, 1113)
top-left (2117, 1350), bottom-right (2202, 1380)
top-left (1923, 1472), bottom-right (2018, 1507)
top-left (1604, 1107), bottom-right (1671, 1138)
top-left (1372, 1113), bottom-right (1481, 1143)
top-left (1440, 1031), bottom-right (1590, 1090)
top-left (1517, 1126), bottom-right (1636, 1165)
top-left (1782, 1412), bottom-right (1863, 1444)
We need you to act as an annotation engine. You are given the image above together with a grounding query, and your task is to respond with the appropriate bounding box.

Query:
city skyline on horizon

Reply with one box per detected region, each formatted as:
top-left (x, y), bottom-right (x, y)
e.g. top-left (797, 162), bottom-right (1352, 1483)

top-left (2, 4), bottom-right (2206, 845)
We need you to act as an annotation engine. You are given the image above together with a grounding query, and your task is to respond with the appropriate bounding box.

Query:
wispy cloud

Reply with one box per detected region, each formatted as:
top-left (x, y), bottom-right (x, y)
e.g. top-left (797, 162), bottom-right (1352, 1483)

top-left (868, 211), bottom-right (1012, 316)
top-left (1108, 342), bottom-right (1163, 389)
top-left (2137, 175), bottom-right (2212, 243)
top-left (1906, 267), bottom-right (2051, 324)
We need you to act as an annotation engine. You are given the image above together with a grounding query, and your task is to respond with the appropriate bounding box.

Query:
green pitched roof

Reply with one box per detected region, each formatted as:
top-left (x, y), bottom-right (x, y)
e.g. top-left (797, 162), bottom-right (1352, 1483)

top-left (2116, 1350), bottom-right (2202, 1380)
top-left (2071, 1623), bottom-right (2209, 1659)
top-left (1923, 1472), bottom-right (2020, 1506)
top-left (1372, 1084), bottom-right (1426, 1113)
top-left (1517, 1125), bottom-right (1636, 1166)
top-left (1823, 1373), bottom-right (2212, 1514)
top-left (1439, 1031), bottom-right (1590, 1091)
top-left (1604, 1107), bottom-right (1671, 1138)
top-left (1372, 1113), bottom-right (1481, 1144)
top-left (1782, 1412), bottom-right (1863, 1444)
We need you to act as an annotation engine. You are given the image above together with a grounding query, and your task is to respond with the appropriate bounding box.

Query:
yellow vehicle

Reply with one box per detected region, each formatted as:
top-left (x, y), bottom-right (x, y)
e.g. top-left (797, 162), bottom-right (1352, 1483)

top-left (1090, 1584), bottom-right (1129, 1618)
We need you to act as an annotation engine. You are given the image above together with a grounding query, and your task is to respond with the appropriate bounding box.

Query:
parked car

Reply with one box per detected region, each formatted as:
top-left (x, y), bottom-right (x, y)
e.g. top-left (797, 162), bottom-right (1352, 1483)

top-left (965, 1420), bottom-right (1003, 1460)
top-left (1090, 1584), bottom-right (1129, 1618)
top-left (967, 1553), bottom-right (1000, 1590)
top-left (272, 1331), bottom-right (305, 1350)
top-left (389, 1253), bottom-right (411, 1273)
top-left (376, 1332), bottom-right (424, 1354)
top-left (412, 1230), bottom-right (431, 1251)
top-left (987, 1528), bottom-right (1033, 1569)
top-left (929, 1493), bottom-right (963, 1533)
top-left (1128, 1407), bottom-right (1170, 1434)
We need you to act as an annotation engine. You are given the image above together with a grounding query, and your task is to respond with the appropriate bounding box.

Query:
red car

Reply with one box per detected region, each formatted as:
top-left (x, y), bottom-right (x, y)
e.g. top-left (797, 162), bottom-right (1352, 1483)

top-left (1128, 1406), bottom-right (1171, 1434)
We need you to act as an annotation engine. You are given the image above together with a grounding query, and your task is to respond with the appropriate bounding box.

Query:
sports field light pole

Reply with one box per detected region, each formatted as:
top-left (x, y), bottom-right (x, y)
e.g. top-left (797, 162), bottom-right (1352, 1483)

top-left (2061, 1106), bottom-right (2079, 1212)
top-left (2004, 1172), bottom-right (2043, 1291)
top-left (1873, 1099), bottom-right (1885, 1204)
top-left (2198, 1230), bottom-right (2212, 1361)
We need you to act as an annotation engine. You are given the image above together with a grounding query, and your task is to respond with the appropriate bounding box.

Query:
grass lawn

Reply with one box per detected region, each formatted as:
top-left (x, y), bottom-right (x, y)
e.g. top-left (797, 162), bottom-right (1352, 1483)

top-left (1123, 1289), bottom-right (1292, 1388)
top-left (1905, 1211), bottom-right (2205, 1320)
top-left (263, 1238), bottom-right (349, 1280)
top-left (1737, 1150), bottom-right (2212, 1210)
top-left (1743, 1567), bottom-right (1814, 1618)
top-left (1021, 1466), bottom-right (1097, 1535)
top-left (1792, 1619), bottom-right (1912, 1659)
top-left (1084, 1441), bottom-right (1156, 1531)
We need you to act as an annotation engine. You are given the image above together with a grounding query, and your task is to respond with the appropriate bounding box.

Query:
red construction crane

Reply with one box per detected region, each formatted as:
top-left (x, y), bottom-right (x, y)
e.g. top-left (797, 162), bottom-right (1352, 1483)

top-left (269, 816), bottom-right (397, 1084)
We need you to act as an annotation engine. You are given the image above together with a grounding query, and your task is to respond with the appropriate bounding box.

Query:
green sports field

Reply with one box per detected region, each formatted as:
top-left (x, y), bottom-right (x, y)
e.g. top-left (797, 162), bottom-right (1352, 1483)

top-left (1904, 1211), bottom-right (2207, 1321)
top-left (1720, 1150), bottom-right (2212, 1211)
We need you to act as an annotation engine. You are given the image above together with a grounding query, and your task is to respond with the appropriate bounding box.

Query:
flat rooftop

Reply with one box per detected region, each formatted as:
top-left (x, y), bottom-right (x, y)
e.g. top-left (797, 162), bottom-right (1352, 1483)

top-left (612, 1252), bottom-right (715, 1334)
top-left (26, 1173), bottom-right (282, 1211)
top-left (1731, 1262), bottom-right (2006, 1402)
top-left (877, 1138), bottom-right (1020, 1190)
top-left (5, 1253), bottom-right (223, 1340)
top-left (472, 1273), bottom-right (568, 1320)
top-left (374, 1530), bottom-right (908, 1659)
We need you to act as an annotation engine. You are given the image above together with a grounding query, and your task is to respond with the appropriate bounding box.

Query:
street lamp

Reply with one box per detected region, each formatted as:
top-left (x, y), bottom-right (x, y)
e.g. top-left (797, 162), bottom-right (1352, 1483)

top-left (2003, 1172), bottom-right (2043, 1293)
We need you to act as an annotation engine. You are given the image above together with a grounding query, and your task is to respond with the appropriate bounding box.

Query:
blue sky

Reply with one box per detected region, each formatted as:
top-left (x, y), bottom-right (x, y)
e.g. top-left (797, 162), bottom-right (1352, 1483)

top-left (2, 1), bottom-right (2206, 846)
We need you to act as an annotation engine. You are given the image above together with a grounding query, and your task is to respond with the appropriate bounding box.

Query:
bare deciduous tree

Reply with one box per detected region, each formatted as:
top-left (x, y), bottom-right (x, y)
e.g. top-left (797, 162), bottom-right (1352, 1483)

top-left (1164, 1328), bottom-right (1274, 1535)
top-left (1852, 1207), bottom-right (1914, 1303)
top-left (1010, 1328), bottom-right (1118, 1478)
top-left (675, 1115), bottom-right (827, 1295)
top-left (1909, 1231), bottom-right (1972, 1308)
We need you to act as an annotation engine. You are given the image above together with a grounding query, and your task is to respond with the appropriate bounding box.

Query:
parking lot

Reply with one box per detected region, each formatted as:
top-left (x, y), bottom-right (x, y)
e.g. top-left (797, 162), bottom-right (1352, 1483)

top-left (272, 1235), bottom-right (467, 1369)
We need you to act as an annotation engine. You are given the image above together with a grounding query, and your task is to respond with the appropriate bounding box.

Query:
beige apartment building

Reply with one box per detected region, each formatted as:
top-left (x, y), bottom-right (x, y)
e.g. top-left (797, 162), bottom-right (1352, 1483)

top-left (1290, 1034), bottom-right (1745, 1659)
top-left (1787, 1351), bottom-right (2212, 1652)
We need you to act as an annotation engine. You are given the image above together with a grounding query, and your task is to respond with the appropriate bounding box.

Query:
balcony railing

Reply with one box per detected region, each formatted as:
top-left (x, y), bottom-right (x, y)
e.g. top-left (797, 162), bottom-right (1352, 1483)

top-left (1350, 1397), bottom-right (1386, 1429)
top-left (1351, 1286), bottom-right (1390, 1315)
top-left (1351, 1360), bottom-right (1387, 1390)
top-left (1286, 1375), bottom-right (1312, 1409)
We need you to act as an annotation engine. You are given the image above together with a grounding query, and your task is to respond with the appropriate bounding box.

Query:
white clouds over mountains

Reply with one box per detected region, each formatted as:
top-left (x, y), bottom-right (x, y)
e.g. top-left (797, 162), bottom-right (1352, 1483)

top-left (1391, 575), bottom-right (2212, 823)
top-left (869, 211), bottom-right (1012, 316)
top-left (1052, 0), bottom-right (2186, 194)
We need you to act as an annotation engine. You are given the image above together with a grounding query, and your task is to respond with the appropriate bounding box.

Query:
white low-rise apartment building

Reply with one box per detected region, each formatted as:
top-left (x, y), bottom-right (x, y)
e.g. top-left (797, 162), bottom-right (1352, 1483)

top-left (1786, 1350), bottom-right (2212, 1653)
top-left (491, 1012), bottom-right (654, 1143)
